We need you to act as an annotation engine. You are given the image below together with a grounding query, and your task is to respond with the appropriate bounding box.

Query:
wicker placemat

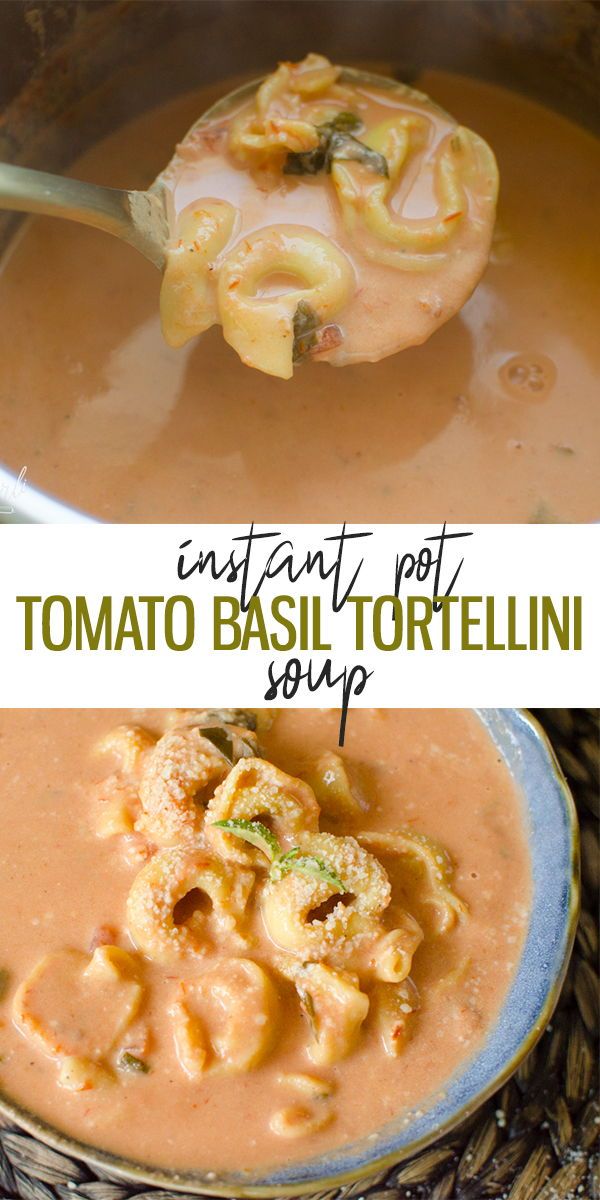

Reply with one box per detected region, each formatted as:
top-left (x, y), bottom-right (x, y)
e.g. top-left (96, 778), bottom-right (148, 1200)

top-left (1, 710), bottom-right (598, 1200)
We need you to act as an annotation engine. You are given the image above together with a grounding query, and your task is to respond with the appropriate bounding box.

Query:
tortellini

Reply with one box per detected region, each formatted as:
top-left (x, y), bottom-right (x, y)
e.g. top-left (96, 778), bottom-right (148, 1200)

top-left (137, 722), bottom-right (257, 847)
top-left (301, 750), bottom-right (365, 827)
top-left (332, 117), bottom-right (498, 269)
top-left (170, 958), bottom-right (278, 1077)
top-left (160, 199), bottom-right (237, 348)
top-left (373, 977), bottom-right (420, 1057)
top-left (283, 961), bottom-right (369, 1066)
top-left (206, 756), bottom-right (320, 865)
top-left (358, 829), bottom-right (467, 934)
top-left (217, 225), bottom-right (354, 378)
top-left (369, 914), bottom-right (424, 983)
top-left (126, 846), bottom-right (254, 965)
top-left (262, 832), bottom-right (391, 959)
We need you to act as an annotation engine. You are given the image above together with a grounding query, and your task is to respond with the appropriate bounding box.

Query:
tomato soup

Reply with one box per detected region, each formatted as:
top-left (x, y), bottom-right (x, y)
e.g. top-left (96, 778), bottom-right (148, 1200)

top-left (0, 708), bottom-right (530, 1172)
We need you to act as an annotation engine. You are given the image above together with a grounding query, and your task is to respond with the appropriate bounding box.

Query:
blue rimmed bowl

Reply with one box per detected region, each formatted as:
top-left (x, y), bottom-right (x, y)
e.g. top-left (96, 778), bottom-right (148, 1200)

top-left (0, 708), bottom-right (579, 1196)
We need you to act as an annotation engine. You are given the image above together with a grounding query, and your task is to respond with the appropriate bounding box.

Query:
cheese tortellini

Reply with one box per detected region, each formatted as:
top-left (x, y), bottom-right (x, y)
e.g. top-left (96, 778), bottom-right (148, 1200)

top-left (332, 118), bottom-right (498, 269)
top-left (262, 831), bottom-right (391, 959)
top-left (170, 958), bottom-right (278, 1077)
top-left (126, 846), bottom-right (254, 965)
top-left (160, 199), bottom-right (237, 348)
top-left (206, 756), bottom-right (320, 865)
top-left (217, 225), bottom-right (354, 378)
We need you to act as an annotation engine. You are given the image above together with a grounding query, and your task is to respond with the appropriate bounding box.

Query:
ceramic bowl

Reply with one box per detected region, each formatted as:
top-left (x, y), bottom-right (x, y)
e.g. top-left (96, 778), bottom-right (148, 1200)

top-left (0, 708), bottom-right (579, 1196)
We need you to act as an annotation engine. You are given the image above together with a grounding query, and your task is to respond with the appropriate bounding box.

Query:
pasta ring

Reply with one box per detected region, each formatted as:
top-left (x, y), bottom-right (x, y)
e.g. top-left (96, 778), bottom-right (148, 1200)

top-left (261, 832), bottom-right (391, 959)
top-left (137, 725), bottom-right (240, 846)
top-left (126, 847), bottom-right (255, 965)
top-left (332, 117), bottom-right (498, 269)
top-left (284, 961), bottom-right (369, 1066)
top-left (170, 957), bottom-right (278, 1077)
top-left (269, 1102), bottom-right (334, 1139)
top-left (206, 757), bottom-right (320, 866)
top-left (217, 225), bottom-right (354, 378)
top-left (302, 751), bottom-right (365, 827)
top-left (256, 54), bottom-right (341, 116)
top-left (160, 198), bottom-right (237, 348)
top-left (374, 976), bottom-right (420, 1058)
top-left (369, 913), bottom-right (424, 983)
top-left (358, 829), bottom-right (467, 933)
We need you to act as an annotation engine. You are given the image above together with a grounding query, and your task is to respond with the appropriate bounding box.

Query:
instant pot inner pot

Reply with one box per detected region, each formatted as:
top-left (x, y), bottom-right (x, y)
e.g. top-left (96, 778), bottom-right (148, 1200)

top-left (0, 0), bottom-right (598, 519)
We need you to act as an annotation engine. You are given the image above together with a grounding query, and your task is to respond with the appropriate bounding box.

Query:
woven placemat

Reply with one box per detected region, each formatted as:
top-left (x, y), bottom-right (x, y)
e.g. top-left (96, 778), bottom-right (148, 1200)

top-left (1, 710), bottom-right (598, 1200)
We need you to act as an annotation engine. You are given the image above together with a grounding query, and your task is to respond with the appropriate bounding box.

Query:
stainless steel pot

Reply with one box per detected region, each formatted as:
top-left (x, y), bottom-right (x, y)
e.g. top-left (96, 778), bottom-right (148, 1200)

top-left (0, 0), bottom-right (598, 522)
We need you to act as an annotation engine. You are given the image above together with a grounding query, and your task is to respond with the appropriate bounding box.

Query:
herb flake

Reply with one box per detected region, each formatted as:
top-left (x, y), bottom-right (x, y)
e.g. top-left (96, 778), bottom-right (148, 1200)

top-left (298, 988), bottom-right (319, 1040)
top-left (212, 820), bottom-right (346, 890)
top-left (0, 968), bottom-right (10, 1001)
top-left (201, 726), bottom-right (255, 764)
top-left (293, 301), bottom-right (320, 363)
top-left (213, 818), bottom-right (280, 861)
top-left (284, 112), bottom-right (387, 178)
top-left (272, 850), bottom-right (345, 892)
top-left (118, 1052), bottom-right (150, 1074)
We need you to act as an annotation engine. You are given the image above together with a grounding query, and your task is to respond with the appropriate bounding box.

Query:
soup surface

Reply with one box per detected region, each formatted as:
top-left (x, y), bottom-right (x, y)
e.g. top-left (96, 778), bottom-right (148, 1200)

top-left (0, 707), bottom-right (530, 1173)
top-left (0, 71), bottom-right (599, 521)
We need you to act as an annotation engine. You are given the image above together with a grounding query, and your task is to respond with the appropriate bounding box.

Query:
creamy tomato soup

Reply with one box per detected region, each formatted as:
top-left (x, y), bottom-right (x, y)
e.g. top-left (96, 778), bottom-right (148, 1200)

top-left (0, 708), bottom-right (530, 1172)
top-left (0, 71), bottom-right (598, 521)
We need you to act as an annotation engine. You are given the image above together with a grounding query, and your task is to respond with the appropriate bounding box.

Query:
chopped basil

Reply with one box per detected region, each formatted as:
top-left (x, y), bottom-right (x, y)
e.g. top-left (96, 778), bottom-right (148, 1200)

top-left (199, 709), bottom-right (257, 731)
top-left (298, 989), bottom-right (319, 1040)
top-left (328, 111), bottom-right (363, 134)
top-left (284, 112), bottom-right (387, 178)
top-left (278, 853), bottom-right (346, 892)
top-left (213, 819), bottom-right (346, 893)
top-left (201, 726), bottom-right (255, 764)
top-left (0, 968), bottom-right (10, 1001)
top-left (118, 1052), bottom-right (150, 1074)
top-left (327, 131), bottom-right (388, 175)
top-left (293, 301), bottom-right (320, 363)
top-left (213, 818), bottom-right (281, 862)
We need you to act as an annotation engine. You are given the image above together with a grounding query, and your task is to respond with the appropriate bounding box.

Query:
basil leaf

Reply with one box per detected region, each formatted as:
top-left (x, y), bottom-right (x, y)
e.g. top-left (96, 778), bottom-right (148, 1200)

top-left (269, 846), bottom-right (300, 880)
top-left (298, 988), bottom-right (319, 1040)
top-left (284, 113), bottom-right (387, 178)
top-left (293, 300), bottom-right (320, 363)
top-left (118, 1052), bottom-right (150, 1074)
top-left (327, 131), bottom-right (388, 176)
top-left (201, 726), bottom-right (235, 762)
top-left (201, 726), bottom-right (255, 764)
top-left (289, 854), bottom-right (346, 891)
top-left (213, 818), bottom-right (281, 862)
top-left (199, 709), bottom-right (257, 731)
top-left (0, 968), bottom-right (10, 1001)
top-left (328, 111), bottom-right (363, 134)
top-left (272, 849), bottom-right (346, 892)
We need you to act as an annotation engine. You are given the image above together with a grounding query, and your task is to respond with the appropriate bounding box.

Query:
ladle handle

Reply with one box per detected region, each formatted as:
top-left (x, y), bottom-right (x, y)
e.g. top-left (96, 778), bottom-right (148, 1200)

top-left (0, 163), bottom-right (166, 267)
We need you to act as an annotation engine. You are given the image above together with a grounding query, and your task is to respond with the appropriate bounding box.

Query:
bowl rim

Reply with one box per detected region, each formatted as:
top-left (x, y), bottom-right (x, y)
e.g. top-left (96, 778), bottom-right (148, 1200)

top-left (0, 707), bottom-right (580, 1197)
